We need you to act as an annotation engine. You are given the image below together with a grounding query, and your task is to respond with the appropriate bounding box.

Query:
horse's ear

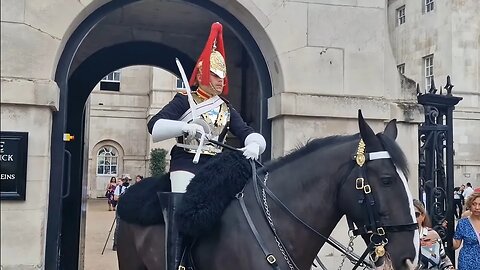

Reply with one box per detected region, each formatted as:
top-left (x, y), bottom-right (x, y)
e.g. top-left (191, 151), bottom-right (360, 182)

top-left (383, 119), bottom-right (398, 140)
top-left (358, 110), bottom-right (382, 150)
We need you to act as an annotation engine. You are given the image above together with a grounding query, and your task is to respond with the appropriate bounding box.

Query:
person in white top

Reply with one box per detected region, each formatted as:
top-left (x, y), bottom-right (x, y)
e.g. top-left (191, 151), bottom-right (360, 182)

top-left (113, 178), bottom-right (129, 201)
top-left (463, 182), bottom-right (475, 202)
top-left (112, 176), bottom-right (130, 250)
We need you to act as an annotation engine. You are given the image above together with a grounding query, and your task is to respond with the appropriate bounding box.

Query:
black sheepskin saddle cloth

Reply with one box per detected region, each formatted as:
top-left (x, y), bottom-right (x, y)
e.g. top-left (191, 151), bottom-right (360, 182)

top-left (117, 174), bottom-right (171, 226)
top-left (117, 150), bottom-right (252, 236)
top-left (177, 150), bottom-right (252, 237)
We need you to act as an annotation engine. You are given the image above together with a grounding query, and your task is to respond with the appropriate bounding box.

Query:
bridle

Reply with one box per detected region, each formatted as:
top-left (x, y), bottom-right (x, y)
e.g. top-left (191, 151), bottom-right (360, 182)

top-left (345, 139), bottom-right (418, 269)
top-left (235, 139), bottom-right (418, 269)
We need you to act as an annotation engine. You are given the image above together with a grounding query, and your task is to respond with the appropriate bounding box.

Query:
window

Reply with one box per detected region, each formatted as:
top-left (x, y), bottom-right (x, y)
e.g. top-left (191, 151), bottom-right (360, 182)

top-left (397, 64), bottom-right (405, 75)
top-left (424, 55), bottom-right (434, 90)
top-left (97, 146), bottom-right (118, 175)
top-left (100, 70), bottom-right (121, 91)
top-left (102, 71), bottom-right (120, 82)
top-left (397, 6), bottom-right (405, 25)
top-left (176, 78), bottom-right (186, 89)
top-left (425, 0), bottom-right (434, 13)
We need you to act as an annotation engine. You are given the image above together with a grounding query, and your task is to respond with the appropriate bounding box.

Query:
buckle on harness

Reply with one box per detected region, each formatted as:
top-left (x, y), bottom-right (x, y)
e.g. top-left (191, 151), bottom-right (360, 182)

top-left (377, 227), bottom-right (385, 236)
top-left (178, 266), bottom-right (186, 270)
top-left (363, 184), bottom-right (371, 194)
top-left (266, 254), bottom-right (277, 264)
top-left (355, 178), bottom-right (364, 189)
top-left (374, 244), bottom-right (386, 258)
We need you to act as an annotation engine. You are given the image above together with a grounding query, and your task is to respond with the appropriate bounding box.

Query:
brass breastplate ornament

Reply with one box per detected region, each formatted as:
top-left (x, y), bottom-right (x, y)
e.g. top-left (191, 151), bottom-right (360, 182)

top-left (180, 94), bottom-right (230, 155)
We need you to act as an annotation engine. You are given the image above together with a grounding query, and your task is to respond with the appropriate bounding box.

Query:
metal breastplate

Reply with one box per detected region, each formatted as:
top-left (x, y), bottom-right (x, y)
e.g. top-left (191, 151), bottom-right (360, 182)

top-left (180, 94), bottom-right (230, 155)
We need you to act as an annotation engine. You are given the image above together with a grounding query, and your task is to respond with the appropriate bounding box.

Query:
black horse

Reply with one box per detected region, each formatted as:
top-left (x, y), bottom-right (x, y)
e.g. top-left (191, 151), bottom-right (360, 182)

top-left (117, 112), bottom-right (419, 269)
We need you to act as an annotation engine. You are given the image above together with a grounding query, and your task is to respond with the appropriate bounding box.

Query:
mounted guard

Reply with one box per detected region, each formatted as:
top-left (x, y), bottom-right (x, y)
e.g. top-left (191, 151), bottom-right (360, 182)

top-left (147, 22), bottom-right (266, 270)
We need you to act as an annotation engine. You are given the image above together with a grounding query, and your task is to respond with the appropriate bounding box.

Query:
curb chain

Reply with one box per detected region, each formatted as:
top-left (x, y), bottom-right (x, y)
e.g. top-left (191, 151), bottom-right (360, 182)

top-left (337, 235), bottom-right (356, 270)
top-left (261, 172), bottom-right (295, 270)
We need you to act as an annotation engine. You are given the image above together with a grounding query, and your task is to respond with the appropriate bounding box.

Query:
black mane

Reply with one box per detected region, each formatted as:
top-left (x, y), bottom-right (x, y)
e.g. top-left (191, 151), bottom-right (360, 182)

top-left (265, 134), bottom-right (360, 171)
top-left (265, 133), bottom-right (409, 178)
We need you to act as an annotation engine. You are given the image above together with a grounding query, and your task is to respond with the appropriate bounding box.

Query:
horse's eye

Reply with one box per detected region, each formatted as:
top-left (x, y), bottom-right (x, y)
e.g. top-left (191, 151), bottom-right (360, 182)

top-left (381, 176), bottom-right (393, 185)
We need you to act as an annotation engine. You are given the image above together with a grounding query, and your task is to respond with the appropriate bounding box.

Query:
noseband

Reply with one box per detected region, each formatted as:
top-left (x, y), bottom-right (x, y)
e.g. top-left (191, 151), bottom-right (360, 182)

top-left (236, 139), bottom-right (418, 270)
top-left (347, 140), bottom-right (418, 268)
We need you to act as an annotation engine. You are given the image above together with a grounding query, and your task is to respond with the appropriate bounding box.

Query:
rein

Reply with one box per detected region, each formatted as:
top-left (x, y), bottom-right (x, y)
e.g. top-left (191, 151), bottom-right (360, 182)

top-left (233, 139), bottom-right (417, 270)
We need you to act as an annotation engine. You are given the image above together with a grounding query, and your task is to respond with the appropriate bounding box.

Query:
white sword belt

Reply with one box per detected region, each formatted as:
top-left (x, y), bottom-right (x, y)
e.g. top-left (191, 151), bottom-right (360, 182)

top-left (176, 143), bottom-right (223, 155)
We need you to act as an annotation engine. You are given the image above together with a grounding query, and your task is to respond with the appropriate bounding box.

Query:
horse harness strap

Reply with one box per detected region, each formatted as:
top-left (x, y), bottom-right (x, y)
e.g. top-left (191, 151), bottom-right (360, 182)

top-left (248, 161), bottom-right (373, 269)
top-left (250, 161), bottom-right (300, 270)
top-left (236, 155), bottom-right (376, 269)
top-left (349, 140), bottom-right (418, 269)
top-left (235, 139), bottom-right (418, 270)
top-left (237, 194), bottom-right (280, 269)
top-left (236, 160), bottom-right (282, 269)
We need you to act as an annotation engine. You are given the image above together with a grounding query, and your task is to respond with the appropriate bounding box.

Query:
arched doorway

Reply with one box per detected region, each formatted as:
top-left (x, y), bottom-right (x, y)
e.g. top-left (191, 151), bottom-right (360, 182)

top-left (47, 1), bottom-right (274, 269)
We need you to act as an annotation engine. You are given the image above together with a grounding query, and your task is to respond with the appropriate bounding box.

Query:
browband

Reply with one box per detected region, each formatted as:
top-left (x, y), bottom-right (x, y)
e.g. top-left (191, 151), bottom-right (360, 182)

top-left (368, 151), bottom-right (390, 161)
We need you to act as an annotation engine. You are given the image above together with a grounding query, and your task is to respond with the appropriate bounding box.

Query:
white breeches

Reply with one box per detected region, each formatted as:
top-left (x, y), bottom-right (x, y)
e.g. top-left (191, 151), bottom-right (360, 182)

top-left (170, 171), bottom-right (195, 193)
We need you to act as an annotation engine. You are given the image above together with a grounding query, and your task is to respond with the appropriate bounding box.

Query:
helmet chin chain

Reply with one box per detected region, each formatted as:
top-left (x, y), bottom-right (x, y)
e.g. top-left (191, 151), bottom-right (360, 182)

top-left (209, 82), bottom-right (224, 94)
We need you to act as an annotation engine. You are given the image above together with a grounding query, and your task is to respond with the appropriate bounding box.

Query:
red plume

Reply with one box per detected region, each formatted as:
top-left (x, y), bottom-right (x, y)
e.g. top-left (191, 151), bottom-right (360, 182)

top-left (189, 22), bottom-right (229, 95)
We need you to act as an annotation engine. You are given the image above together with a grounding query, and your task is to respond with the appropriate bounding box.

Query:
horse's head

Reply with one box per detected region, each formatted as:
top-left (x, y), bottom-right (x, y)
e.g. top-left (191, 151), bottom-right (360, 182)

top-left (338, 111), bottom-right (419, 269)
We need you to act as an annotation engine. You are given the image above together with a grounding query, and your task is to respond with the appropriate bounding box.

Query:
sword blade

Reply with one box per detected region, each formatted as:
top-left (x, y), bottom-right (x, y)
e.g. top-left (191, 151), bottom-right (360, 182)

top-left (175, 58), bottom-right (197, 119)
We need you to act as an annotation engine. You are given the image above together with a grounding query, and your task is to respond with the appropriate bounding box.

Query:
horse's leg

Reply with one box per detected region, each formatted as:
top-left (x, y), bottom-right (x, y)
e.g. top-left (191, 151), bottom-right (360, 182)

top-left (117, 219), bottom-right (148, 270)
top-left (133, 223), bottom-right (165, 270)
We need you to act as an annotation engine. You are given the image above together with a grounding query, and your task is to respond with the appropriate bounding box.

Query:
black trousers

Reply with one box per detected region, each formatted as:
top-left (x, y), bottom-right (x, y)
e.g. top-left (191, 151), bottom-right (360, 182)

top-left (454, 199), bottom-right (463, 218)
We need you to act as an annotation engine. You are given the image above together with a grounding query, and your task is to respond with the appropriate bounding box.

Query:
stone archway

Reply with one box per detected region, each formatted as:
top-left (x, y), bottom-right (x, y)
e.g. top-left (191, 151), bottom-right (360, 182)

top-left (48, 1), bottom-right (278, 269)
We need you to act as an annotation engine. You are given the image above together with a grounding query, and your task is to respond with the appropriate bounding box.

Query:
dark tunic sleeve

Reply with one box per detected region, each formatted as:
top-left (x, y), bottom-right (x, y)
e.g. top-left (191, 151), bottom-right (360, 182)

top-left (228, 106), bottom-right (255, 145)
top-left (147, 93), bottom-right (189, 134)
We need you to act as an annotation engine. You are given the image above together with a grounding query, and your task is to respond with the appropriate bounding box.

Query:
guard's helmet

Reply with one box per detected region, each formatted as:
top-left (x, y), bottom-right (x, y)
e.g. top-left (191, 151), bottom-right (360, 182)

top-left (189, 22), bottom-right (229, 95)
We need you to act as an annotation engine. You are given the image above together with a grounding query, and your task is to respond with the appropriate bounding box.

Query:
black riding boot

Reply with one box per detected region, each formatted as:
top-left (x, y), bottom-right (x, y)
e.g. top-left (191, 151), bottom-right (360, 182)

top-left (158, 192), bottom-right (185, 270)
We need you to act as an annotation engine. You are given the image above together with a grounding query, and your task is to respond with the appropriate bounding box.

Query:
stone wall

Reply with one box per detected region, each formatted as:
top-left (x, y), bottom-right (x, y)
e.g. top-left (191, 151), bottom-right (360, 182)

top-left (388, 0), bottom-right (480, 187)
top-left (1, 0), bottom-right (427, 268)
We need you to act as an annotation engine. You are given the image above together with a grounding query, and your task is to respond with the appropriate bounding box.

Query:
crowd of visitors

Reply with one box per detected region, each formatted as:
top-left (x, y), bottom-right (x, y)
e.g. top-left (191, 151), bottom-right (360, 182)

top-left (414, 199), bottom-right (455, 269)
top-left (103, 174), bottom-right (143, 250)
top-left (416, 182), bottom-right (480, 270)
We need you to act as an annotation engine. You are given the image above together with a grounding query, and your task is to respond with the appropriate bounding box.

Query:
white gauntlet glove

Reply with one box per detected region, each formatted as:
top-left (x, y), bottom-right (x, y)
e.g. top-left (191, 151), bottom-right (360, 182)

top-left (241, 143), bottom-right (260, 160)
top-left (182, 123), bottom-right (204, 140)
top-left (241, 133), bottom-right (266, 160)
top-left (151, 119), bottom-right (205, 142)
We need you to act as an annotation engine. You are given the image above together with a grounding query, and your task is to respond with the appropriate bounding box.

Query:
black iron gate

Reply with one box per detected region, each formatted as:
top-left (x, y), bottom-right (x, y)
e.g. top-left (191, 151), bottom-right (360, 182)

top-left (417, 76), bottom-right (462, 262)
